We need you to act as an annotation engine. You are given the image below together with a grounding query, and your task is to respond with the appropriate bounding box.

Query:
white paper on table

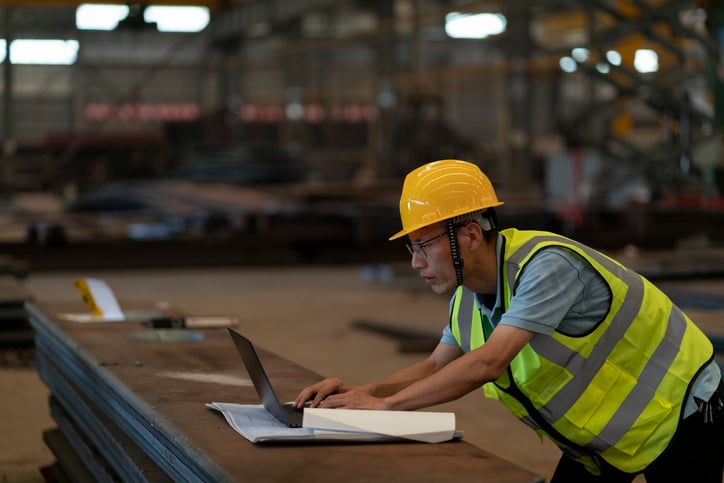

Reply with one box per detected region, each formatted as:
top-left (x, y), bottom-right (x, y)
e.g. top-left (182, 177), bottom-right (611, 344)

top-left (302, 407), bottom-right (457, 443)
top-left (64, 278), bottom-right (125, 322)
top-left (81, 278), bottom-right (125, 320)
top-left (206, 402), bottom-right (403, 443)
top-left (56, 313), bottom-right (125, 323)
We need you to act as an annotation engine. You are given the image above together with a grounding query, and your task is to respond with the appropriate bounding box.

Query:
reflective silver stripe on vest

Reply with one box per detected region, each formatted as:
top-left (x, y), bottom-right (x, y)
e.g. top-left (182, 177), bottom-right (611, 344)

top-left (533, 269), bottom-right (643, 422)
top-left (503, 234), bottom-right (685, 453)
top-left (457, 288), bottom-right (476, 352)
top-left (592, 306), bottom-right (687, 451)
top-left (528, 335), bottom-right (587, 374)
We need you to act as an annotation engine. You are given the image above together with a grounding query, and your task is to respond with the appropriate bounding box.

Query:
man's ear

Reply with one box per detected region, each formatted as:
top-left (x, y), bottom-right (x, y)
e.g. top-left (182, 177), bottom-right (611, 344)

top-left (463, 222), bottom-right (485, 249)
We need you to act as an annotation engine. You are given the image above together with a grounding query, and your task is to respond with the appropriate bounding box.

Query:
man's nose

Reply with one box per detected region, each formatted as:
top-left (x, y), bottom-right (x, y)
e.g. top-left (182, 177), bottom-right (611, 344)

top-left (410, 250), bottom-right (426, 269)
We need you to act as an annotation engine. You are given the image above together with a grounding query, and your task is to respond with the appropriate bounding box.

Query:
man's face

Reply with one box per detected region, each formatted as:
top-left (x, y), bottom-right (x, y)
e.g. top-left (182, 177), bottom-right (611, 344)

top-left (406, 224), bottom-right (458, 294)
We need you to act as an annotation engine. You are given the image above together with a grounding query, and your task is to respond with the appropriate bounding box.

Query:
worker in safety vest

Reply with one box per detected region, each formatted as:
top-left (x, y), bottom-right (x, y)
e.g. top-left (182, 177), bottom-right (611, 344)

top-left (295, 159), bottom-right (723, 482)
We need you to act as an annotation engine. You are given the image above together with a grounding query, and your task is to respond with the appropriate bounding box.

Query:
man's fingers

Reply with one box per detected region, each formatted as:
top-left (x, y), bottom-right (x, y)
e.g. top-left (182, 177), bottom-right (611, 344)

top-left (295, 378), bottom-right (350, 408)
top-left (294, 385), bottom-right (319, 408)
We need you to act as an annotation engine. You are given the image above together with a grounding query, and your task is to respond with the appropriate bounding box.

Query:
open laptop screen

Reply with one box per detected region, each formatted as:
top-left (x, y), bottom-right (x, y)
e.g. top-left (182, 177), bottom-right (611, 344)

top-left (227, 328), bottom-right (303, 427)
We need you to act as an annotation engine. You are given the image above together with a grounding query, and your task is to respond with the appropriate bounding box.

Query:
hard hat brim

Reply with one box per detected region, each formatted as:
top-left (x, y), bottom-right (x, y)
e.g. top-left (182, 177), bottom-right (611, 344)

top-left (388, 201), bottom-right (503, 241)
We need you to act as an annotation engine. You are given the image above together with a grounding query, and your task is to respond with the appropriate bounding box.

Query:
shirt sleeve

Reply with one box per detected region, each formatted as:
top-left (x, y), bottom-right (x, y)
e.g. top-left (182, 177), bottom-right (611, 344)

top-left (440, 324), bottom-right (458, 345)
top-left (500, 247), bottom-right (609, 335)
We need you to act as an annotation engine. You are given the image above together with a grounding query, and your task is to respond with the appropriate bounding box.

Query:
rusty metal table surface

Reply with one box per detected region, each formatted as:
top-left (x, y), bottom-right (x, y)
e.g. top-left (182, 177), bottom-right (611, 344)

top-left (28, 301), bottom-right (544, 483)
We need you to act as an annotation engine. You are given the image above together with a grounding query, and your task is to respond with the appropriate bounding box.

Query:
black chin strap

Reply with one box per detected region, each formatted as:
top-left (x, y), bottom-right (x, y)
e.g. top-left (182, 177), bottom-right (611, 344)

top-left (446, 219), bottom-right (464, 286)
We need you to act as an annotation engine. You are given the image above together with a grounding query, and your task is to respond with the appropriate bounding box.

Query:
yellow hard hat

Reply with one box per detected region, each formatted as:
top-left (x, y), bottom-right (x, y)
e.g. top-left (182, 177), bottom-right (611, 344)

top-left (389, 159), bottom-right (503, 240)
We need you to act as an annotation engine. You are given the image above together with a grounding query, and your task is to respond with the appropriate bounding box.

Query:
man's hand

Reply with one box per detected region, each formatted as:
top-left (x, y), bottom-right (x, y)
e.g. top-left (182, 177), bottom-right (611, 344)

top-left (318, 389), bottom-right (388, 410)
top-left (294, 377), bottom-right (353, 408)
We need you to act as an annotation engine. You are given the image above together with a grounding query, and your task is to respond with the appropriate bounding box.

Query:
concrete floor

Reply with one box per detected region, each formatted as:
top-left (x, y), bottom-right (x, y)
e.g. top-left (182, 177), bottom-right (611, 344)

top-left (2, 264), bottom-right (723, 482)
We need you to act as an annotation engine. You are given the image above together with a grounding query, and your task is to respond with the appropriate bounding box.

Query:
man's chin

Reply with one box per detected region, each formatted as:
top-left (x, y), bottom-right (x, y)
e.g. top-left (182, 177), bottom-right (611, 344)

top-left (429, 282), bottom-right (452, 295)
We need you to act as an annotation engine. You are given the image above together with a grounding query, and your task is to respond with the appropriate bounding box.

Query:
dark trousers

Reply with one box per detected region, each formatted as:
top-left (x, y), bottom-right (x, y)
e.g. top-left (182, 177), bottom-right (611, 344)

top-left (550, 383), bottom-right (724, 483)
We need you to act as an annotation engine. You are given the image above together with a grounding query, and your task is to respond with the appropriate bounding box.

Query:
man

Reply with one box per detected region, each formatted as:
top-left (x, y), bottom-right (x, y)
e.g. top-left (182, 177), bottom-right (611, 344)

top-left (294, 159), bottom-right (723, 482)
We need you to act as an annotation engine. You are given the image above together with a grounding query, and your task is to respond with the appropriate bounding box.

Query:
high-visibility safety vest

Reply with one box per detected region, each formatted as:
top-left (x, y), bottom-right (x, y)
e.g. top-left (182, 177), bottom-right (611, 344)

top-left (450, 229), bottom-right (714, 474)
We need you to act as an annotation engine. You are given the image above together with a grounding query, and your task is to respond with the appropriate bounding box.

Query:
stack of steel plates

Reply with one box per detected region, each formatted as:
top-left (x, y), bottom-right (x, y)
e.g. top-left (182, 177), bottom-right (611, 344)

top-left (27, 303), bottom-right (230, 482)
top-left (0, 255), bottom-right (31, 366)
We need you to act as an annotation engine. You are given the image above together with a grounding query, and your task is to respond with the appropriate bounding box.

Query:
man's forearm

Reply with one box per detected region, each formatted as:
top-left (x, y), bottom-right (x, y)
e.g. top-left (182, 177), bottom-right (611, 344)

top-left (360, 358), bottom-right (438, 397)
top-left (382, 354), bottom-right (491, 410)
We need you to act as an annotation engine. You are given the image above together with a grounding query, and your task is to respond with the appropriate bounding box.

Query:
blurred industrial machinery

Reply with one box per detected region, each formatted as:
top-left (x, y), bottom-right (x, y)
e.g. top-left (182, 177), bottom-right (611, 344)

top-left (556, 0), bottom-right (722, 204)
top-left (0, 0), bottom-right (723, 259)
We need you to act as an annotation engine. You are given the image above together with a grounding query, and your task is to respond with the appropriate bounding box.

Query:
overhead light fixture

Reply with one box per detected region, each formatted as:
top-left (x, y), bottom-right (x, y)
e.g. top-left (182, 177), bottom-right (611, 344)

top-left (76, 4), bottom-right (209, 33)
top-left (445, 12), bottom-right (507, 39)
top-left (144, 6), bottom-right (210, 33)
top-left (76, 4), bottom-right (129, 31)
top-left (0, 39), bottom-right (79, 65)
top-left (559, 56), bottom-right (577, 73)
top-left (596, 62), bottom-right (610, 74)
top-left (571, 48), bottom-right (590, 62)
top-left (634, 49), bottom-right (658, 73)
top-left (606, 50), bottom-right (622, 66)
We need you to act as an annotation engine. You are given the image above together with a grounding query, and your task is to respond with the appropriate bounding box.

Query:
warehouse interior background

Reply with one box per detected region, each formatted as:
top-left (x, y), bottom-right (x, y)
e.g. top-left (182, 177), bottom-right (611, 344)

top-left (1, 0), bottom-right (723, 259)
top-left (1, 0), bottom-right (724, 482)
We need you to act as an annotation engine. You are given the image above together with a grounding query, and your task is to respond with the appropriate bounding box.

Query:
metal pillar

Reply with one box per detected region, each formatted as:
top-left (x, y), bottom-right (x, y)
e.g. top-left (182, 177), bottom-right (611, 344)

top-left (2, 6), bottom-right (15, 198)
top-left (504, 6), bottom-right (534, 194)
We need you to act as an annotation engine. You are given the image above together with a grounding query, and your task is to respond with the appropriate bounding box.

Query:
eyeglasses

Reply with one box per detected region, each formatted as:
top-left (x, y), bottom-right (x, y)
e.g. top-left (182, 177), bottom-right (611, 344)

top-left (406, 231), bottom-right (448, 259)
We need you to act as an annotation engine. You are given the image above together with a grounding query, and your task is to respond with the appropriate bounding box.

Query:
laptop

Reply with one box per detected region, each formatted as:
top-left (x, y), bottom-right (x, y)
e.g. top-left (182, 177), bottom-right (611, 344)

top-left (227, 328), bottom-right (305, 427)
